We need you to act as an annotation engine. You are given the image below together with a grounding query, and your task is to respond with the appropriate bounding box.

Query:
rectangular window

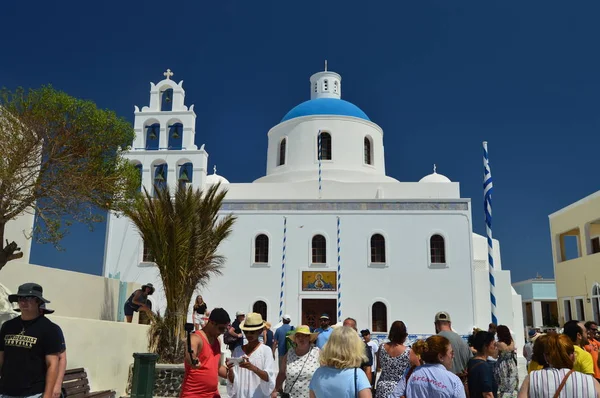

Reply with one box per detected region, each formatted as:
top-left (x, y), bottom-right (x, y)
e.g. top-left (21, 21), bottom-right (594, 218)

top-left (592, 237), bottom-right (600, 254)
top-left (142, 242), bottom-right (155, 263)
top-left (564, 299), bottom-right (573, 322)
top-left (576, 298), bottom-right (585, 320)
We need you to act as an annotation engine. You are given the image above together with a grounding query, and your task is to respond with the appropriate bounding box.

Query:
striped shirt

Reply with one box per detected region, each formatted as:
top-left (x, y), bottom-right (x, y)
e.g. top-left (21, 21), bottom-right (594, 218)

top-left (529, 368), bottom-right (596, 398)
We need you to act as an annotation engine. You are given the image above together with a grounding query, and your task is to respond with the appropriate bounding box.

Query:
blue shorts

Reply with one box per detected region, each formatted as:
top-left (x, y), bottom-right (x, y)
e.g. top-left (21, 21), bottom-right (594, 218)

top-left (124, 303), bottom-right (137, 316)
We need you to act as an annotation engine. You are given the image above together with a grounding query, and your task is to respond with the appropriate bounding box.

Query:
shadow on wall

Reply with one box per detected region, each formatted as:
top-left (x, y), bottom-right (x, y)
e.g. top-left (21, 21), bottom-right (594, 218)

top-left (0, 283), bottom-right (18, 326)
top-left (101, 278), bottom-right (116, 321)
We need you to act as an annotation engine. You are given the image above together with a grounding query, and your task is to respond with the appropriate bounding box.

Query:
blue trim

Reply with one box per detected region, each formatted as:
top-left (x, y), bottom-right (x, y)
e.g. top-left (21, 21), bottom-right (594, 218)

top-left (281, 98), bottom-right (370, 122)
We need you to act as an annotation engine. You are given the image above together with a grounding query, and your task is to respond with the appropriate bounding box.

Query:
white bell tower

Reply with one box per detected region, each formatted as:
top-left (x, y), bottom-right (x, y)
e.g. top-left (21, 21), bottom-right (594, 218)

top-left (126, 69), bottom-right (209, 193)
top-left (310, 60), bottom-right (342, 100)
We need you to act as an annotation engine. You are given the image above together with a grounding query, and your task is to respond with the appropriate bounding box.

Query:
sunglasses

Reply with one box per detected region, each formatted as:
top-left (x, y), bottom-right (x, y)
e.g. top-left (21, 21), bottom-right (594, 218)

top-left (17, 296), bottom-right (37, 302)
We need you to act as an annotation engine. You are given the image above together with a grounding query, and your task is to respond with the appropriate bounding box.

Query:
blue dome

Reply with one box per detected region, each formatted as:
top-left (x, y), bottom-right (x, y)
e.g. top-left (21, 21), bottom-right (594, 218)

top-left (281, 98), bottom-right (370, 122)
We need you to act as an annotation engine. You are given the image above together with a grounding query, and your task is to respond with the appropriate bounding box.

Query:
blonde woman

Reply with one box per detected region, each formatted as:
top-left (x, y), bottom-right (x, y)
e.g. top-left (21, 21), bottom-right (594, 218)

top-left (308, 326), bottom-right (372, 398)
top-left (193, 295), bottom-right (207, 331)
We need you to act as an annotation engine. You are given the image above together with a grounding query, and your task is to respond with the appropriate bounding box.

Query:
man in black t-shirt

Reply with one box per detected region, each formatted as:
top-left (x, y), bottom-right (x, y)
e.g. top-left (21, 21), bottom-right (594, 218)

top-left (0, 283), bottom-right (63, 398)
top-left (226, 311), bottom-right (245, 351)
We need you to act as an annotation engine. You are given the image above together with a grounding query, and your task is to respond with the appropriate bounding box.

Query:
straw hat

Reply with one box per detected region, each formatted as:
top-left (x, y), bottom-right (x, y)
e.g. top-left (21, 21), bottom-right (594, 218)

top-left (289, 325), bottom-right (319, 343)
top-left (240, 312), bottom-right (266, 331)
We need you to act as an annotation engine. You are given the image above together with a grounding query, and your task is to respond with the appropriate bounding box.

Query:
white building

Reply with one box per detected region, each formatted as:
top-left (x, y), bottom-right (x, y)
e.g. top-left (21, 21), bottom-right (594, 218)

top-left (101, 67), bottom-right (523, 345)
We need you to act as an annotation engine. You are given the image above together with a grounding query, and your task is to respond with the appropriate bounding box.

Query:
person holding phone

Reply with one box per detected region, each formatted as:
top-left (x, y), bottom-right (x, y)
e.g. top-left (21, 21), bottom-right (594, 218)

top-left (226, 312), bottom-right (275, 397)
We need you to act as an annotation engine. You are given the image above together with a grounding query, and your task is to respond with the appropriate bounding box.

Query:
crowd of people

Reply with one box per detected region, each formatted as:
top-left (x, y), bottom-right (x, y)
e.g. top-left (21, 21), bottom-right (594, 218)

top-left (4, 283), bottom-right (600, 398)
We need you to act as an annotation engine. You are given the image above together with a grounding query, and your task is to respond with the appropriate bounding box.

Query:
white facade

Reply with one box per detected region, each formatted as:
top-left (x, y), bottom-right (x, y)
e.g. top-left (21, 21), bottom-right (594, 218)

top-left (103, 68), bottom-right (523, 341)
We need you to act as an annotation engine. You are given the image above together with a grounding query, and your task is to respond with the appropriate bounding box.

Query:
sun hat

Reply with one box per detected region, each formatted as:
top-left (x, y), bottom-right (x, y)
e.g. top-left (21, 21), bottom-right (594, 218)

top-left (528, 329), bottom-right (538, 338)
top-left (8, 283), bottom-right (50, 303)
top-left (141, 283), bottom-right (155, 295)
top-left (240, 312), bottom-right (266, 331)
top-left (531, 332), bottom-right (544, 343)
top-left (289, 325), bottom-right (319, 343)
top-left (434, 311), bottom-right (451, 322)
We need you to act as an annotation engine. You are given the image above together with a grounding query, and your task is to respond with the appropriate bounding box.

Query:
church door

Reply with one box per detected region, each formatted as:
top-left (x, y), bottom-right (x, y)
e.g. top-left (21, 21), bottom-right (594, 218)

top-left (302, 299), bottom-right (337, 329)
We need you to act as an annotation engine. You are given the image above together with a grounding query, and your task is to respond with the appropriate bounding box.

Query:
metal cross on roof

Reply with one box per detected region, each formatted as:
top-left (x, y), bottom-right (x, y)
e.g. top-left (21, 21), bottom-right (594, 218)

top-left (164, 69), bottom-right (174, 80)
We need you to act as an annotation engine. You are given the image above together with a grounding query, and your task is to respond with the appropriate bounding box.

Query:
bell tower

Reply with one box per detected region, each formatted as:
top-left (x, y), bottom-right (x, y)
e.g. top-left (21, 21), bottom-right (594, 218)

top-left (126, 69), bottom-right (209, 194)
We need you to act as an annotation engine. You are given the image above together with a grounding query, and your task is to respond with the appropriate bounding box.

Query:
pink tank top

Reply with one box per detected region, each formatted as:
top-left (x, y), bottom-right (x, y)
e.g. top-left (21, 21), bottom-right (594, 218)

top-left (180, 331), bottom-right (222, 398)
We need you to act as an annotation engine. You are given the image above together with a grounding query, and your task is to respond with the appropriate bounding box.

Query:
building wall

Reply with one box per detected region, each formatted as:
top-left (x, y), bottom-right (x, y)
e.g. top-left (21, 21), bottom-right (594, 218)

top-left (4, 213), bottom-right (35, 264)
top-left (1, 261), bottom-right (140, 321)
top-left (550, 191), bottom-right (600, 324)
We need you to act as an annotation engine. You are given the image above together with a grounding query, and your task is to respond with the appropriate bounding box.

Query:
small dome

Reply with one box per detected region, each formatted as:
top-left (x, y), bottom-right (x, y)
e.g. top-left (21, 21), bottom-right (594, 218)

top-left (281, 98), bottom-right (370, 123)
top-left (419, 165), bottom-right (451, 183)
top-left (205, 166), bottom-right (229, 186)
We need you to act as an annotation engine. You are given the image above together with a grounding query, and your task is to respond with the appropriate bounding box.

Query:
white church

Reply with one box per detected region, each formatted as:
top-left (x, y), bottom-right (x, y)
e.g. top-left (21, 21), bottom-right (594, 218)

top-left (102, 67), bottom-right (524, 345)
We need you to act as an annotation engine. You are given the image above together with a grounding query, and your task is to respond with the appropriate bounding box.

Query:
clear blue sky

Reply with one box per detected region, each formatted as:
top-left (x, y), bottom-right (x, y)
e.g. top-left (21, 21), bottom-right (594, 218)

top-left (3, 1), bottom-right (599, 282)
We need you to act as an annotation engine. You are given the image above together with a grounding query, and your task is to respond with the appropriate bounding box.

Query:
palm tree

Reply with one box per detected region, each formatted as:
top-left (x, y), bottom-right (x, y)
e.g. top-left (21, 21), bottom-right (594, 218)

top-left (124, 183), bottom-right (236, 363)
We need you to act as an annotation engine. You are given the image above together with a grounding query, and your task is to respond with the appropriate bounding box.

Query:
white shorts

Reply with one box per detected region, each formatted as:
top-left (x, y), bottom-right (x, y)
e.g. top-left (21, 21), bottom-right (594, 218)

top-left (194, 312), bottom-right (205, 326)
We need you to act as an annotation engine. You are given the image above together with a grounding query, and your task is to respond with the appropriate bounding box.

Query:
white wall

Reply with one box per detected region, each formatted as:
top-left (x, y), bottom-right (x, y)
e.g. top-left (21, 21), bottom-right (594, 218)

top-left (1, 261), bottom-right (140, 321)
top-left (49, 315), bottom-right (148, 397)
top-left (4, 213), bottom-right (35, 264)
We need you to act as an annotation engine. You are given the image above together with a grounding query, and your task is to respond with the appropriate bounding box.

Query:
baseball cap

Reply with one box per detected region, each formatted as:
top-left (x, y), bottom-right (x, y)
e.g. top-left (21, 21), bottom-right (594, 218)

top-left (320, 313), bottom-right (330, 320)
top-left (528, 329), bottom-right (537, 338)
top-left (435, 311), bottom-right (451, 322)
top-left (282, 314), bottom-right (291, 321)
top-left (236, 311), bottom-right (245, 316)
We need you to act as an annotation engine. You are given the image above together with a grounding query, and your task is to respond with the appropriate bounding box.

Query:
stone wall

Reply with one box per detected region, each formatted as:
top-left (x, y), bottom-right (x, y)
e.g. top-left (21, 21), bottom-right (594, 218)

top-left (126, 364), bottom-right (185, 397)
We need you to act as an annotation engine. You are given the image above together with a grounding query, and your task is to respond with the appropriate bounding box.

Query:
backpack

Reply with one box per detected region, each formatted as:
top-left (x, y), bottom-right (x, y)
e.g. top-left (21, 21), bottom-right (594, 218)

top-left (223, 330), bottom-right (238, 345)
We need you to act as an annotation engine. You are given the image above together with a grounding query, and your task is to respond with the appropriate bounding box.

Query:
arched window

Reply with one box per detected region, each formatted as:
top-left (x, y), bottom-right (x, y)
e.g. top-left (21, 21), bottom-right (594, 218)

top-left (318, 132), bottom-right (332, 160)
top-left (161, 88), bottom-right (173, 112)
top-left (278, 138), bottom-right (287, 166)
top-left (153, 163), bottom-right (167, 193)
top-left (255, 234), bottom-right (269, 263)
top-left (178, 162), bottom-right (193, 190)
top-left (593, 284), bottom-right (600, 323)
top-left (168, 123), bottom-right (183, 150)
top-left (145, 123), bottom-right (160, 150)
top-left (323, 79), bottom-right (329, 91)
top-left (312, 235), bottom-right (327, 263)
top-left (372, 302), bottom-right (388, 332)
top-left (430, 234), bottom-right (446, 264)
top-left (253, 300), bottom-right (267, 321)
top-left (134, 163), bottom-right (143, 192)
top-left (371, 234), bottom-right (386, 263)
top-left (364, 137), bottom-right (373, 165)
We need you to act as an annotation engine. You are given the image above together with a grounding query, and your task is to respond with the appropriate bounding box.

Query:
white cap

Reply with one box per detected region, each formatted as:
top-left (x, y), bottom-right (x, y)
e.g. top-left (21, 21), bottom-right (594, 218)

top-left (236, 311), bottom-right (245, 316)
top-left (282, 314), bottom-right (291, 321)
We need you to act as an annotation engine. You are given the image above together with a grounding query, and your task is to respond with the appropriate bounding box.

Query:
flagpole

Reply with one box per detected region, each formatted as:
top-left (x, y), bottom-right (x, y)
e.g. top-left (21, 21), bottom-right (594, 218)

top-left (483, 141), bottom-right (498, 325)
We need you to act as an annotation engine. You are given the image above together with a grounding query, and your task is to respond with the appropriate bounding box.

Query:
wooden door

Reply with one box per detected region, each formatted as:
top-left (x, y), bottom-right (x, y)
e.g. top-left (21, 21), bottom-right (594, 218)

top-left (302, 299), bottom-right (337, 329)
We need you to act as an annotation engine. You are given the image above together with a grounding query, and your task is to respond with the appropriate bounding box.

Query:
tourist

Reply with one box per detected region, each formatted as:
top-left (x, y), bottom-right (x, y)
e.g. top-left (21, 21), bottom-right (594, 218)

top-left (489, 323), bottom-right (498, 337)
top-left (522, 330), bottom-right (538, 367)
top-left (315, 313), bottom-right (333, 349)
top-left (361, 329), bottom-right (379, 389)
top-left (343, 318), bottom-right (373, 385)
top-left (261, 322), bottom-right (274, 352)
top-left (563, 320), bottom-right (594, 375)
top-left (227, 311), bottom-right (246, 352)
top-left (14, 301), bottom-right (68, 398)
top-left (272, 325), bottom-right (320, 398)
top-left (180, 308), bottom-right (232, 398)
top-left (389, 335), bottom-right (466, 398)
top-left (467, 331), bottom-right (498, 398)
top-left (123, 283), bottom-right (154, 323)
top-left (308, 326), bottom-right (372, 398)
top-left (494, 325), bottom-right (518, 397)
top-left (375, 321), bottom-right (419, 398)
top-left (527, 333), bottom-right (549, 374)
top-left (584, 321), bottom-right (600, 381)
top-left (193, 295), bottom-right (208, 331)
top-left (434, 312), bottom-right (472, 374)
top-left (226, 312), bottom-right (275, 398)
top-left (518, 333), bottom-right (600, 397)
top-left (0, 283), bottom-right (64, 398)
top-left (273, 314), bottom-right (294, 359)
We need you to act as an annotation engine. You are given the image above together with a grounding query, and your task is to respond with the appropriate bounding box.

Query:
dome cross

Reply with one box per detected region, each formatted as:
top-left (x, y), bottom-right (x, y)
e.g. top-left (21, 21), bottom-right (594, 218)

top-left (163, 69), bottom-right (174, 80)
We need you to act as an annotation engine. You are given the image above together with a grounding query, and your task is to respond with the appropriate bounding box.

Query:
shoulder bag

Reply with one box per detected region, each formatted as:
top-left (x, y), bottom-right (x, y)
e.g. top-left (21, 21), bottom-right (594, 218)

top-left (354, 367), bottom-right (358, 398)
top-left (553, 369), bottom-right (574, 398)
top-left (281, 347), bottom-right (313, 398)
